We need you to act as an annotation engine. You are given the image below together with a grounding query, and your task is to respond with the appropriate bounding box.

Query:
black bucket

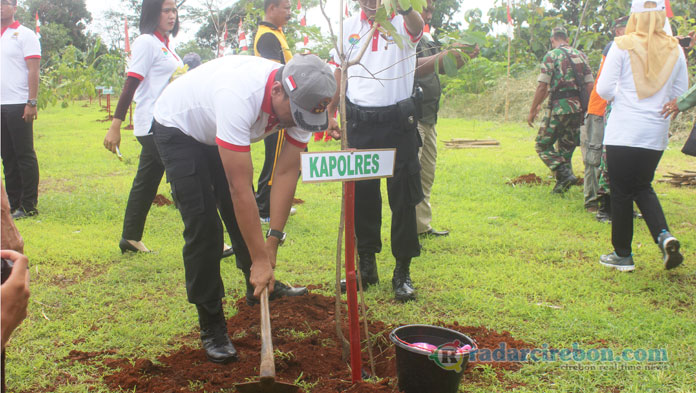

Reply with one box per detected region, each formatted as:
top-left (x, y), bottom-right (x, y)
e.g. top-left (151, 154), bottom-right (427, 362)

top-left (389, 324), bottom-right (477, 393)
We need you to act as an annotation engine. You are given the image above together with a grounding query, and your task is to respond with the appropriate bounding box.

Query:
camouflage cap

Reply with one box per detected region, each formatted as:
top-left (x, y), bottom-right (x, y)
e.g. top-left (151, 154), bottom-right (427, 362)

top-left (613, 16), bottom-right (629, 29)
top-left (551, 26), bottom-right (568, 38)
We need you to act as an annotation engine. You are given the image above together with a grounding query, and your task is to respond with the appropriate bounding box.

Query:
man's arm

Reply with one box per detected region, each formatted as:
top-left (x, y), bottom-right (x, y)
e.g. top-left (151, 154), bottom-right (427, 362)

top-left (23, 58), bottom-right (40, 122)
top-left (218, 147), bottom-right (275, 297)
top-left (415, 46), bottom-right (479, 77)
top-left (402, 9), bottom-right (424, 39)
top-left (256, 32), bottom-right (284, 63)
top-left (1, 184), bottom-right (23, 253)
top-left (1, 250), bottom-right (30, 350)
top-left (527, 82), bottom-right (549, 127)
top-left (265, 139), bottom-right (303, 268)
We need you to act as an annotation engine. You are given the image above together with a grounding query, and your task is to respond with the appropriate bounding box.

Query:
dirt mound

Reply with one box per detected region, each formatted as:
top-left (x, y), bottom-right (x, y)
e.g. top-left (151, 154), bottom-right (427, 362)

top-left (152, 194), bottom-right (174, 206)
top-left (507, 173), bottom-right (547, 186)
top-left (71, 293), bottom-right (533, 392)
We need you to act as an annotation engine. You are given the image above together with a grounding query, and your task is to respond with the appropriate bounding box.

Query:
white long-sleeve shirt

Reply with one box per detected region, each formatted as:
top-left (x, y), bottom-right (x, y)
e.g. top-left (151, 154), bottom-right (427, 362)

top-left (596, 44), bottom-right (688, 151)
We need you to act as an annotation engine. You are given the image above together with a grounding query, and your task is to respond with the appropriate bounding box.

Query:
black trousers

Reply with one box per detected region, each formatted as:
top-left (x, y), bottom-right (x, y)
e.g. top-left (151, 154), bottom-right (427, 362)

top-left (347, 106), bottom-right (423, 260)
top-left (1, 104), bottom-right (39, 212)
top-left (121, 134), bottom-right (165, 241)
top-left (152, 121), bottom-right (252, 305)
top-left (606, 145), bottom-right (668, 257)
top-left (255, 130), bottom-right (284, 218)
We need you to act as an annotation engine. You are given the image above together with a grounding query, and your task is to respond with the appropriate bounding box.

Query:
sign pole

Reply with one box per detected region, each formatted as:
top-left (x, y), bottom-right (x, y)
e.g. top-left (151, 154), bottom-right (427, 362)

top-left (344, 180), bottom-right (362, 382)
top-left (107, 93), bottom-right (112, 120)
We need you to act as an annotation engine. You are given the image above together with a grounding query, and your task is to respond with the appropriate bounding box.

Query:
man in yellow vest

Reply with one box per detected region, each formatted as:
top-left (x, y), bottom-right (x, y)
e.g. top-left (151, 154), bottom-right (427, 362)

top-left (247, 0), bottom-right (308, 305)
top-left (254, 0), bottom-right (294, 224)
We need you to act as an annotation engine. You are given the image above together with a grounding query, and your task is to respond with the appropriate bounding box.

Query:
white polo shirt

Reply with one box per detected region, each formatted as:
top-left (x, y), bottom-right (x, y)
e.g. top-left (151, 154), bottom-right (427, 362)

top-left (333, 11), bottom-right (422, 107)
top-left (127, 32), bottom-right (183, 137)
top-left (153, 56), bottom-right (311, 151)
top-left (1, 21), bottom-right (41, 105)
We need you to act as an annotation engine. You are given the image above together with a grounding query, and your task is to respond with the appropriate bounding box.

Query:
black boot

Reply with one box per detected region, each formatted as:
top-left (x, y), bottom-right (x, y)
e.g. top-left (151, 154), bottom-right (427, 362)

top-left (340, 253), bottom-right (379, 293)
top-left (392, 258), bottom-right (416, 302)
top-left (552, 164), bottom-right (577, 194)
top-left (596, 194), bottom-right (611, 223)
top-left (243, 269), bottom-right (308, 306)
top-left (196, 300), bottom-right (238, 363)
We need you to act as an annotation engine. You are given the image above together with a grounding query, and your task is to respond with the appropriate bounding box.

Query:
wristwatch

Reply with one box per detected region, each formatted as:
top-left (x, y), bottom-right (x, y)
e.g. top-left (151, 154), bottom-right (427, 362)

top-left (266, 229), bottom-right (286, 246)
top-left (397, 6), bottom-right (413, 15)
top-left (27, 99), bottom-right (37, 107)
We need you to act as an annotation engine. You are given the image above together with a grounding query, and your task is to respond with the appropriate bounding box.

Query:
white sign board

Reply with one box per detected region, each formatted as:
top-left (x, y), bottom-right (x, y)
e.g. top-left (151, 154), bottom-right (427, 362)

top-left (102, 87), bottom-right (114, 95)
top-left (95, 85), bottom-right (105, 90)
top-left (301, 149), bottom-right (395, 183)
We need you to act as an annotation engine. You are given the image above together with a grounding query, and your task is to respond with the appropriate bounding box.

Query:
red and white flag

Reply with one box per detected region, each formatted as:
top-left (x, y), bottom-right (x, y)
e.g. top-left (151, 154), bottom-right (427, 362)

top-left (297, 0), bottom-right (302, 11)
top-left (124, 16), bottom-right (131, 56)
top-left (345, 3), bottom-right (350, 17)
top-left (665, 0), bottom-right (673, 18)
top-left (506, 0), bottom-right (514, 37)
top-left (218, 23), bottom-right (227, 57)
top-left (35, 11), bottom-right (40, 36)
top-left (238, 19), bottom-right (248, 52)
top-left (300, 11), bottom-right (308, 49)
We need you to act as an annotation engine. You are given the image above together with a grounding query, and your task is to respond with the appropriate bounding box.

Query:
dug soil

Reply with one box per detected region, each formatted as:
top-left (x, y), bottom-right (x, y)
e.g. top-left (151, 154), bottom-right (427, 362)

top-left (152, 194), bottom-right (174, 206)
top-left (70, 291), bottom-right (533, 392)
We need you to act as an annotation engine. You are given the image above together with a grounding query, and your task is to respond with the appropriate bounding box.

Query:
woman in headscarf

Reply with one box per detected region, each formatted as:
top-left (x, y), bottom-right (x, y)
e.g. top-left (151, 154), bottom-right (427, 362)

top-left (596, 0), bottom-right (687, 272)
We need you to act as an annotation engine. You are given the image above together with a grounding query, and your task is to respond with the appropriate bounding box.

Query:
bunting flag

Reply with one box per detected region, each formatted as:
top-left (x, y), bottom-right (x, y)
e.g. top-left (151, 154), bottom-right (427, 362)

top-left (665, 0), bottom-right (673, 18)
top-left (506, 0), bottom-right (514, 37)
top-left (124, 16), bottom-right (131, 56)
top-left (423, 24), bottom-right (430, 34)
top-left (218, 23), bottom-right (227, 57)
top-left (238, 19), bottom-right (248, 52)
top-left (35, 11), bottom-right (40, 37)
top-left (297, 0), bottom-right (302, 11)
top-left (345, 3), bottom-right (350, 17)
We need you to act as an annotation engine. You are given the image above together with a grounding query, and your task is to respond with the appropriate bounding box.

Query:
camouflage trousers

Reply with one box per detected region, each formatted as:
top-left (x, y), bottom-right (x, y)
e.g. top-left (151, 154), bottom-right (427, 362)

top-left (535, 111), bottom-right (583, 171)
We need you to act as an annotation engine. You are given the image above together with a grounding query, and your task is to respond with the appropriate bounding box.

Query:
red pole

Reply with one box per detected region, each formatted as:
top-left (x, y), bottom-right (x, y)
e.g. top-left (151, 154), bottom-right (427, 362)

top-left (344, 181), bottom-right (362, 383)
top-left (107, 94), bottom-right (112, 119)
top-left (99, 93), bottom-right (102, 107)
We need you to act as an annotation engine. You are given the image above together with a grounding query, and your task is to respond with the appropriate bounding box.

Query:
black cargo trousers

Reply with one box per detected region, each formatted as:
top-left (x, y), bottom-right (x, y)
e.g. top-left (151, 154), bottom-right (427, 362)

top-left (152, 121), bottom-right (252, 305)
top-left (346, 99), bottom-right (424, 260)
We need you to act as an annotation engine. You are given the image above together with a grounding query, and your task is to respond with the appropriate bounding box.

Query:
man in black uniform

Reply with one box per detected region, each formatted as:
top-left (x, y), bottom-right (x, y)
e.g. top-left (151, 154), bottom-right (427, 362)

top-left (329, 0), bottom-right (424, 302)
top-left (254, 0), bottom-right (296, 223)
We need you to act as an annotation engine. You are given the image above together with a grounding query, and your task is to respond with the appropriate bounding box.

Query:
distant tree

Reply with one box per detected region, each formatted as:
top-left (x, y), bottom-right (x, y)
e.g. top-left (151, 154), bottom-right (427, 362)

top-left (24, 0), bottom-right (92, 50)
top-left (176, 39), bottom-right (216, 62)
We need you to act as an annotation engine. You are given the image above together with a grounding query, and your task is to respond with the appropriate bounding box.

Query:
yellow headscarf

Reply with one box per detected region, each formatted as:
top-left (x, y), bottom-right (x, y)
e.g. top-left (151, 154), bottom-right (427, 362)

top-left (614, 9), bottom-right (679, 99)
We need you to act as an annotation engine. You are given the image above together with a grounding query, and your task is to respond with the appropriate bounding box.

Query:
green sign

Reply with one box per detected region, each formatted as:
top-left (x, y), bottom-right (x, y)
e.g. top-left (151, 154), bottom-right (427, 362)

top-left (301, 149), bottom-right (395, 183)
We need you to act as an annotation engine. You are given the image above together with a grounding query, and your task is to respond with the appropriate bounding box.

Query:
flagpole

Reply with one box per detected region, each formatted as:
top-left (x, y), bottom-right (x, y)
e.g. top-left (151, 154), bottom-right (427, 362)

top-left (573, 0), bottom-right (591, 48)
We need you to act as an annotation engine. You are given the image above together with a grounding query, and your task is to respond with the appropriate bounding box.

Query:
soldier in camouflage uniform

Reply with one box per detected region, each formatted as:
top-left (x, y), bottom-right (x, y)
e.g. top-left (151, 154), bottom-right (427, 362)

top-left (527, 26), bottom-right (594, 193)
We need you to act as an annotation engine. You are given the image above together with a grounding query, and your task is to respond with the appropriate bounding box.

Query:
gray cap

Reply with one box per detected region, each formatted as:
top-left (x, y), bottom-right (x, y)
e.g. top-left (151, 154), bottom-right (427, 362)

top-left (281, 54), bottom-right (337, 132)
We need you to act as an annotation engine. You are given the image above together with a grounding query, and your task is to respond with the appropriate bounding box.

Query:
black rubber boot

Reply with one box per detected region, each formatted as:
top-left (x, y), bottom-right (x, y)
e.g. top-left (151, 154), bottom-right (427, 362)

top-left (340, 253), bottom-right (379, 293)
top-left (243, 269), bottom-right (308, 306)
top-left (392, 258), bottom-right (416, 302)
top-left (196, 300), bottom-right (238, 364)
top-left (552, 164), bottom-right (577, 194)
top-left (596, 194), bottom-right (611, 223)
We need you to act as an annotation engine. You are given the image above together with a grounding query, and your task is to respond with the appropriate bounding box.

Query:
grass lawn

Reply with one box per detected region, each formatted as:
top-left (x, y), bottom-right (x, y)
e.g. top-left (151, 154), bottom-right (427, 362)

top-left (5, 102), bottom-right (695, 392)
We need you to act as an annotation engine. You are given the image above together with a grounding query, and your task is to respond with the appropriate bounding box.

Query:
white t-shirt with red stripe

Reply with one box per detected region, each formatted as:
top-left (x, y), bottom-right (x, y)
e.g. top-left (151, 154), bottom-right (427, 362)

top-left (153, 55), bottom-right (311, 151)
top-left (332, 12), bottom-right (422, 107)
top-left (1, 21), bottom-right (41, 105)
top-left (127, 32), bottom-right (183, 137)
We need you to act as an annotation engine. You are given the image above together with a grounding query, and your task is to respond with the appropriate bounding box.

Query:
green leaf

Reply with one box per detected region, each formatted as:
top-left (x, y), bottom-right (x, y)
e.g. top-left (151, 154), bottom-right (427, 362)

top-left (443, 52), bottom-right (457, 77)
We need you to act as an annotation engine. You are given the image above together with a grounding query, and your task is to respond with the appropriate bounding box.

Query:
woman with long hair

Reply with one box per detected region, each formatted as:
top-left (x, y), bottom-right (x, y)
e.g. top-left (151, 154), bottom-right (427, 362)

top-left (103, 0), bottom-right (182, 253)
top-left (596, 0), bottom-right (687, 272)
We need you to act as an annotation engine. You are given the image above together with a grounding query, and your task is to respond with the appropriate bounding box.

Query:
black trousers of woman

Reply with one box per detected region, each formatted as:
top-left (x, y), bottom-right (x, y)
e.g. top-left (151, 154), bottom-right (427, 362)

top-left (606, 145), bottom-right (669, 257)
top-left (121, 133), bottom-right (165, 241)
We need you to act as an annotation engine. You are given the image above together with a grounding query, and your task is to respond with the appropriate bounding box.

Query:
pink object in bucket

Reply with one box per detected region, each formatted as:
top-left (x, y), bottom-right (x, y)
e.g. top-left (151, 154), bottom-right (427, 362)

top-left (409, 342), bottom-right (438, 352)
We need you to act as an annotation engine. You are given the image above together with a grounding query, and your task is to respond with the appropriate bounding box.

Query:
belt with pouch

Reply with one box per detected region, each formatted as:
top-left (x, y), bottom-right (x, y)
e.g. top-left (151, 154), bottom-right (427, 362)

top-left (347, 96), bottom-right (418, 127)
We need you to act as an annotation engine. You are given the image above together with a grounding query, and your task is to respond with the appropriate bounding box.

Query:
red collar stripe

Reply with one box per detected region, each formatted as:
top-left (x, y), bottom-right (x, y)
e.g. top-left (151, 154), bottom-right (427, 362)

top-left (1, 21), bottom-right (21, 37)
top-left (262, 69), bottom-right (279, 115)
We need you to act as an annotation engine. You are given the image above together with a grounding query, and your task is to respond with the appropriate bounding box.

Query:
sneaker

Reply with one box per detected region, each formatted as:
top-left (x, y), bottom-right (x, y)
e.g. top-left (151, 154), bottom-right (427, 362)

top-left (290, 207), bottom-right (297, 216)
top-left (11, 208), bottom-right (38, 220)
top-left (657, 231), bottom-right (683, 270)
top-left (600, 252), bottom-right (636, 272)
top-left (260, 216), bottom-right (270, 224)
